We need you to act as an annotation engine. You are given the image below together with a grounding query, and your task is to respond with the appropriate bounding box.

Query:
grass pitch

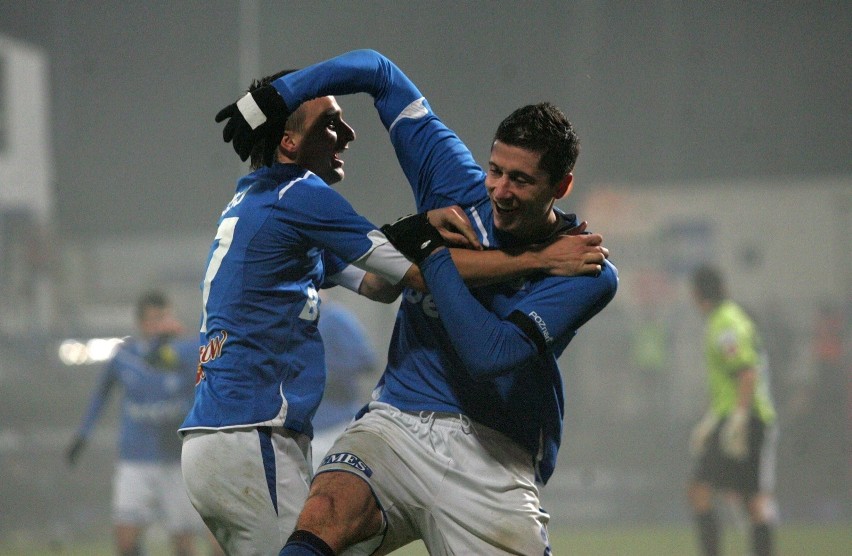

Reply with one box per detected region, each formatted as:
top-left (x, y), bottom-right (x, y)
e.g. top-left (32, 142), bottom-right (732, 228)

top-left (0, 523), bottom-right (848, 555)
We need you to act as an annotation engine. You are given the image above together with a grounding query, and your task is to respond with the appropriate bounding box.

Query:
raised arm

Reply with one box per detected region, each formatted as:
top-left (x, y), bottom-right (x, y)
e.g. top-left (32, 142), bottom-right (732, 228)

top-left (217, 49), bottom-right (485, 210)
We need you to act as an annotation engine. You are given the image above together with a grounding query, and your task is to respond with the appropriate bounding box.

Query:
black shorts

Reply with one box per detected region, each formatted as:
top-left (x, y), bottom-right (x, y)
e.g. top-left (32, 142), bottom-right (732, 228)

top-left (693, 414), bottom-right (777, 495)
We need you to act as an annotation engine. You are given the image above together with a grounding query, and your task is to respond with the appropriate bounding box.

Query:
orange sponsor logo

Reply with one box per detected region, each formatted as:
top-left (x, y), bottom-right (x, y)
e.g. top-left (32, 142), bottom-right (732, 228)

top-left (196, 330), bottom-right (228, 385)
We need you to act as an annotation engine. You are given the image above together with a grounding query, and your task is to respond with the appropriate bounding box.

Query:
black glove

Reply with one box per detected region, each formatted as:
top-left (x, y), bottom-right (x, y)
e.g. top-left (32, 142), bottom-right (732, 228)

top-left (66, 435), bottom-right (86, 467)
top-left (215, 84), bottom-right (291, 165)
top-left (380, 213), bottom-right (446, 265)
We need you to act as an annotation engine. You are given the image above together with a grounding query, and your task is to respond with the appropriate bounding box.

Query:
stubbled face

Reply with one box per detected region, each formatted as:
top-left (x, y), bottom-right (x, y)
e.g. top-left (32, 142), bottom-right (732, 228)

top-left (485, 140), bottom-right (559, 240)
top-left (139, 306), bottom-right (185, 339)
top-left (290, 96), bottom-right (356, 185)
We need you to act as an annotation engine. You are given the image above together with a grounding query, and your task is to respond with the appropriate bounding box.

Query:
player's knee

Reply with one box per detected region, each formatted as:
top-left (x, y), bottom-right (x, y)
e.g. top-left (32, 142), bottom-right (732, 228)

top-left (746, 494), bottom-right (778, 525)
top-left (298, 474), bottom-right (382, 544)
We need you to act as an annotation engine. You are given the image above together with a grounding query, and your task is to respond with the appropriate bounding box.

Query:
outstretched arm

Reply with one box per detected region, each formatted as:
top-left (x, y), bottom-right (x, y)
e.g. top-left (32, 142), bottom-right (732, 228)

top-left (217, 49), bottom-right (485, 210)
top-left (66, 362), bottom-right (118, 466)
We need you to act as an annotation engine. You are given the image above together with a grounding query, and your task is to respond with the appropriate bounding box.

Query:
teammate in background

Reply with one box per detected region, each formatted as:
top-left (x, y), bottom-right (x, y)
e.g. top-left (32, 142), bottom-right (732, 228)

top-left (66, 291), bottom-right (222, 556)
top-left (186, 64), bottom-right (610, 555)
top-left (312, 289), bottom-right (379, 472)
top-left (687, 265), bottom-right (778, 556)
top-left (214, 49), bottom-right (616, 555)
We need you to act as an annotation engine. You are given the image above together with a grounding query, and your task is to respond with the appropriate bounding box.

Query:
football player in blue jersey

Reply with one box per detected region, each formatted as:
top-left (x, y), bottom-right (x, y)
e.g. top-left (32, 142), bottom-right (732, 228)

top-left (212, 50), bottom-right (616, 556)
top-left (67, 291), bottom-right (222, 556)
top-left (185, 65), bottom-right (609, 556)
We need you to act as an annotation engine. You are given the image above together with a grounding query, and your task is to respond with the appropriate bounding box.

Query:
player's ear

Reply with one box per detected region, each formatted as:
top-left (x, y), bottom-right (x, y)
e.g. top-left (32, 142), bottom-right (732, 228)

top-left (279, 130), bottom-right (299, 159)
top-left (554, 173), bottom-right (573, 199)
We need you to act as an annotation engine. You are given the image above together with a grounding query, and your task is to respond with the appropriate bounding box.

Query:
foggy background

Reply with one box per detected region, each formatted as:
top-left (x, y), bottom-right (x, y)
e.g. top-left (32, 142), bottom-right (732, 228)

top-left (1, 0), bottom-right (849, 551)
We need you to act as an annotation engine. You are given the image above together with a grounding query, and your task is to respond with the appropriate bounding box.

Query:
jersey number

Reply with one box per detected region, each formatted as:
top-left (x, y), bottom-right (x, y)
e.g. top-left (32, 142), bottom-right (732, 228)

top-left (200, 217), bottom-right (238, 333)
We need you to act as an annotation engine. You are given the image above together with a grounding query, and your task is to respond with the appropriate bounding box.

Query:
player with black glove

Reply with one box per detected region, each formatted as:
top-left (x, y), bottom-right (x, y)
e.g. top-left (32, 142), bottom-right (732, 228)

top-left (215, 81), bottom-right (293, 166)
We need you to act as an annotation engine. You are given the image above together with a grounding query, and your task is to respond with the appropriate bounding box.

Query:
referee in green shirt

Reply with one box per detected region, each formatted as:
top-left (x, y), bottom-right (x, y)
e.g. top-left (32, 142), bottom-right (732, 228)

top-left (687, 265), bottom-right (778, 556)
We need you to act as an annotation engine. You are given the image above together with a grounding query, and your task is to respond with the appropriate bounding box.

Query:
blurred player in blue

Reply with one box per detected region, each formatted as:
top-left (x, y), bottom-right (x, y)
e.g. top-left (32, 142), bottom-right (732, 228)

top-left (213, 50), bottom-right (617, 555)
top-left (66, 290), bottom-right (222, 556)
top-left (687, 265), bottom-right (778, 556)
top-left (186, 63), bottom-right (607, 555)
top-left (311, 290), bottom-right (379, 473)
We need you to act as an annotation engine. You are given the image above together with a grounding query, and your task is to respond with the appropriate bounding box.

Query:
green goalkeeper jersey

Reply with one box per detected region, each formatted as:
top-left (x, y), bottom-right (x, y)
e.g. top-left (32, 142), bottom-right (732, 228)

top-left (704, 300), bottom-right (776, 424)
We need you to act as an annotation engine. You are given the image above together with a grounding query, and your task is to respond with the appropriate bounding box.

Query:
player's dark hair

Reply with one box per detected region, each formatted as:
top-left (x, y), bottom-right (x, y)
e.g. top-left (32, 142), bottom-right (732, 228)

top-left (136, 290), bottom-right (170, 322)
top-left (692, 264), bottom-right (726, 303)
top-left (248, 69), bottom-right (299, 170)
top-left (493, 102), bottom-right (580, 186)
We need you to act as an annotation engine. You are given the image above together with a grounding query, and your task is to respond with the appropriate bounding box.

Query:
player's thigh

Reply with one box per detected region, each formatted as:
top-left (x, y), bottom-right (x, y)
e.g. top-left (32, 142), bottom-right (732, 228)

top-left (181, 427), bottom-right (311, 555)
top-left (429, 421), bottom-right (550, 555)
top-left (155, 462), bottom-right (207, 533)
top-left (321, 407), bottom-right (444, 555)
top-left (112, 461), bottom-right (156, 526)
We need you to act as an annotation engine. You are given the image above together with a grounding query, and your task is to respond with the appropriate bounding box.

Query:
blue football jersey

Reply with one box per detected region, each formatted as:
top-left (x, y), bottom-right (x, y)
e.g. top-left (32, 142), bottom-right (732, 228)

top-left (74, 337), bottom-right (198, 463)
top-left (180, 164), bottom-right (385, 437)
top-left (272, 50), bottom-right (618, 482)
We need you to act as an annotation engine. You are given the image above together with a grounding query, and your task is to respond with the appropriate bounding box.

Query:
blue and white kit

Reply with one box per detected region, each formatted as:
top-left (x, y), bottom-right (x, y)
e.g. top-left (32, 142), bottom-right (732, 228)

top-left (76, 336), bottom-right (198, 463)
top-left (180, 165), bottom-right (404, 438)
top-left (73, 336), bottom-right (203, 531)
top-left (272, 50), bottom-right (618, 485)
top-left (179, 127), bottom-right (412, 555)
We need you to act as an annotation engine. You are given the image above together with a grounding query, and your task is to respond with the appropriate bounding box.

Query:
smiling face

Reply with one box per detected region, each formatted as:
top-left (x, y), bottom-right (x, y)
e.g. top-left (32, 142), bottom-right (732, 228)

top-left (485, 140), bottom-right (571, 240)
top-left (284, 96), bottom-right (355, 185)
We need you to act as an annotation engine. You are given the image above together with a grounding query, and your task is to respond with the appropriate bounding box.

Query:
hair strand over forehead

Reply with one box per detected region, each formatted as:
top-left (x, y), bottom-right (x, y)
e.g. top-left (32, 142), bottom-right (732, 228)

top-left (494, 102), bottom-right (580, 185)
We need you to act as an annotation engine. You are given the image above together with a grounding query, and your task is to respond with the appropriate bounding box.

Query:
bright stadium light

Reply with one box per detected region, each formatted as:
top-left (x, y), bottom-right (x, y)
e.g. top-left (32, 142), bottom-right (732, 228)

top-left (58, 337), bottom-right (125, 365)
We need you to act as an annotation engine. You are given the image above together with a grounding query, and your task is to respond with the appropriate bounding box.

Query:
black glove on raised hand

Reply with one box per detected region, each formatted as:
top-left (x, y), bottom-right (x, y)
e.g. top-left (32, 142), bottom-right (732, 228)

top-left (215, 84), bottom-right (291, 164)
top-left (66, 435), bottom-right (86, 467)
top-left (380, 213), bottom-right (446, 265)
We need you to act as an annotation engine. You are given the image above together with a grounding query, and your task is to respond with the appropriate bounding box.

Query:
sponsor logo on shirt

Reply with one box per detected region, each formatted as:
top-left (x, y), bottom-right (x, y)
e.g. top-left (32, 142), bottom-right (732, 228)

top-left (196, 330), bottom-right (228, 385)
top-left (319, 452), bottom-right (373, 477)
top-left (528, 311), bottom-right (553, 344)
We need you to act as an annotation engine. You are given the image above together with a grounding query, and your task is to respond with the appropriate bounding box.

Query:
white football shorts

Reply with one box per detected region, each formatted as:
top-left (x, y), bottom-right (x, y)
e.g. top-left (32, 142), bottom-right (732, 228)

top-left (112, 460), bottom-right (206, 533)
top-left (318, 402), bottom-right (551, 556)
top-left (181, 426), bottom-right (312, 556)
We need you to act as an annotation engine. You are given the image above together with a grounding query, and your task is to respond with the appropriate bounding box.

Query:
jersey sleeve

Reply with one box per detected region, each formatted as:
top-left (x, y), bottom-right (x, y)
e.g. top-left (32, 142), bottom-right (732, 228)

top-left (74, 356), bottom-right (119, 438)
top-left (321, 250), bottom-right (351, 282)
top-left (420, 249), bottom-right (618, 380)
top-left (272, 49), bottom-right (486, 211)
top-left (278, 179), bottom-right (409, 285)
top-left (278, 179), bottom-right (382, 264)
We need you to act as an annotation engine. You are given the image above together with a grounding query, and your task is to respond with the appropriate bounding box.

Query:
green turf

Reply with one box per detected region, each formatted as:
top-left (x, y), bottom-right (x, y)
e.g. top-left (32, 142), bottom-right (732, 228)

top-left (0, 524), bottom-right (849, 555)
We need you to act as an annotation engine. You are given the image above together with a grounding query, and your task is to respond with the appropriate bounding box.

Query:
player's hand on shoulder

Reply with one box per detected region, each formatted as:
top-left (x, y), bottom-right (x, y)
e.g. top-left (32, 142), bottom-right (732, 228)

top-left (538, 226), bottom-right (609, 277)
top-left (215, 84), bottom-right (290, 164)
top-left (426, 206), bottom-right (482, 250)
